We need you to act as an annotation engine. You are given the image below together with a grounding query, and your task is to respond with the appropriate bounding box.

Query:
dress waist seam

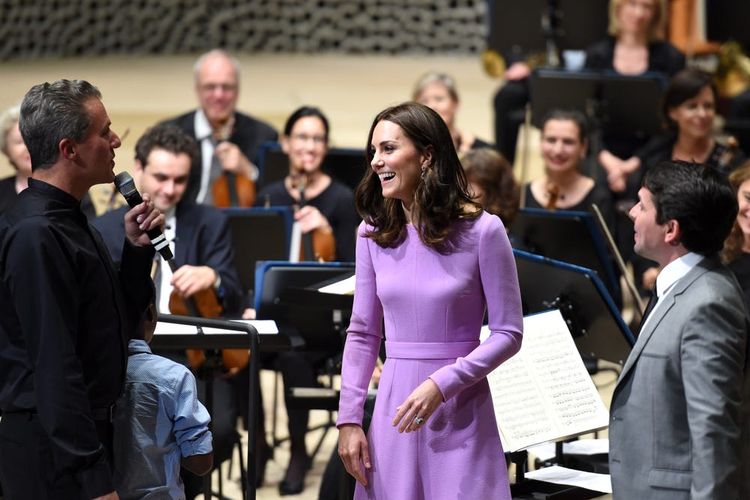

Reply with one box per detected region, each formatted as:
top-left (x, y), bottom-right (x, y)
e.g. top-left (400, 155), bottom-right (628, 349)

top-left (385, 340), bottom-right (478, 359)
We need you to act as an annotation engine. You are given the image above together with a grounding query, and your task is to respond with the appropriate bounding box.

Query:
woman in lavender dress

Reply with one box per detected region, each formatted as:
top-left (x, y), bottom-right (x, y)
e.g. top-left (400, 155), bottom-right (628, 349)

top-left (337, 102), bottom-right (523, 499)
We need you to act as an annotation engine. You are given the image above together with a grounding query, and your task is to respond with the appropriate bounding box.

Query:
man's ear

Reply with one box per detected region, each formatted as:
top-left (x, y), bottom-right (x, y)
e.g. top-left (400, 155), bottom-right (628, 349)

top-left (665, 219), bottom-right (682, 246)
top-left (59, 138), bottom-right (76, 161)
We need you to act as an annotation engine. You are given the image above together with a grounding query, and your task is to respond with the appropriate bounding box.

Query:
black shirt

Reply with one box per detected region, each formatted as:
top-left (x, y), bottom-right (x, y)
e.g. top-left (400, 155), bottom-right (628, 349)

top-left (0, 179), bottom-right (154, 495)
top-left (257, 179), bottom-right (359, 262)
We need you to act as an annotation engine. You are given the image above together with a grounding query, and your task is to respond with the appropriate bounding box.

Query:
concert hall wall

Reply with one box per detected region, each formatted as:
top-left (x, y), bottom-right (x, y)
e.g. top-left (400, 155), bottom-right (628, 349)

top-left (0, 0), bottom-right (487, 60)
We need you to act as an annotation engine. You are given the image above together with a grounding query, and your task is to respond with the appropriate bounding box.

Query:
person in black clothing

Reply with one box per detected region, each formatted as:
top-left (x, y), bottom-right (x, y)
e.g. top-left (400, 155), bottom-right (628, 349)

top-left (255, 107), bottom-right (358, 495)
top-left (0, 105), bottom-right (31, 215)
top-left (256, 106), bottom-right (357, 263)
top-left (0, 79), bottom-right (161, 500)
top-left (161, 49), bottom-right (278, 205)
top-left (585, 0), bottom-right (685, 194)
top-left (524, 110), bottom-right (615, 233)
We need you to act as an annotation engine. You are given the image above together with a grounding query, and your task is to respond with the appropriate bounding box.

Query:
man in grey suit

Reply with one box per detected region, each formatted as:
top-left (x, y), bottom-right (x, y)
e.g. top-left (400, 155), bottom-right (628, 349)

top-left (609, 160), bottom-right (749, 499)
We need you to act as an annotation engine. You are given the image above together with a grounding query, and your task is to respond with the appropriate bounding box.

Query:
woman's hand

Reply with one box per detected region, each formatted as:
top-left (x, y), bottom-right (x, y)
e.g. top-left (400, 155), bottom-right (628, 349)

top-left (504, 62), bottom-right (531, 81)
top-left (295, 205), bottom-right (332, 234)
top-left (338, 424), bottom-right (371, 486)
top-left (392, 379), bottom-right (443, 433)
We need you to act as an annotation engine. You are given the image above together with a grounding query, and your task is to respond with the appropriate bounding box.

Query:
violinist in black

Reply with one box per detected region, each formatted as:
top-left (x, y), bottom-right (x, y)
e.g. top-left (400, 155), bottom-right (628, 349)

top-left (0, 80), bottom-right (161, 500)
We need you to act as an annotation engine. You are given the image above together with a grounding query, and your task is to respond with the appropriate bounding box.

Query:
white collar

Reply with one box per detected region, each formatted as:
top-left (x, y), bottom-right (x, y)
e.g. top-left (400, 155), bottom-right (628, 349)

top-left (656, 252), bottom-right (704, 298)
top-left (194, 108), bottom-right (213, 142)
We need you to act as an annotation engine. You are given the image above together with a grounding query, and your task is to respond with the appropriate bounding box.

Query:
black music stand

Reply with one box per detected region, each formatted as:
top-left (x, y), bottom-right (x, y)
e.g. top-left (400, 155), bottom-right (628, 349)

top-left (253, 261), bottom-right (354, 456)
top-left (255, 142), bottom-right (366, 192)
top-left (706, 0), bottom-right (750, 51)
top-left (487, 0), bottom-right (607, 62)
top-left (530, 68), bottom-right (667, 138)
top-left (510, 208), bottom-right (621, 307)
top-left (222, 206), bottom-right (293, 304)
top-left (150, 315), bottom-right (261, 500)
top-left (513, 249), bottom-right (634, 365)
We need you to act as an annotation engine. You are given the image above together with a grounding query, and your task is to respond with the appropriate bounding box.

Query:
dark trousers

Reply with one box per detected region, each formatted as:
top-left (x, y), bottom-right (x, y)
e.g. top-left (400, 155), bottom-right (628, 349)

top-left (0, 413), bottom-right (112, 500)
top-left (493, 78), bottom-right (529, 165)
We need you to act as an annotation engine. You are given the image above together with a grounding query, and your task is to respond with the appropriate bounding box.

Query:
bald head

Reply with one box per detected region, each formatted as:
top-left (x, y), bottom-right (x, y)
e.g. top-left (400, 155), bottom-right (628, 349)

top-left (194, 49), bottom-right (240, 128)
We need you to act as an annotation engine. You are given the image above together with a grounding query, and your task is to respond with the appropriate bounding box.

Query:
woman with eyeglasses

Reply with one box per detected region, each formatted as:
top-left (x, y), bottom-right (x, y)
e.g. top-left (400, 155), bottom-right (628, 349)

top-left (256, 106), bottom-right (358, 263)
top-left (254, 106), bottom-right (358, 495)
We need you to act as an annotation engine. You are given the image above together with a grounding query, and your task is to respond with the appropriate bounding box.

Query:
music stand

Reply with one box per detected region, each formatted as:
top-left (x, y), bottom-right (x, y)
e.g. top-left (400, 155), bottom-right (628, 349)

top-left (253, 260), bottom-right (354, 459)
top-left (530, 68), bottom-right (667, 139)
top-left (150, 314), bottom-right (261, 500)
top-left (513, 249), bottom-right (634, 365)
top-left (487, 0), bottom-right (608, 60)
top-left (707, 1), bottom-right (750, 51)
top-left (222, 206), bottom-right (293, 303)
top-left (509, 207), bottom-right (621, 306)
top-left (255, 142), bottom-right (366, 192)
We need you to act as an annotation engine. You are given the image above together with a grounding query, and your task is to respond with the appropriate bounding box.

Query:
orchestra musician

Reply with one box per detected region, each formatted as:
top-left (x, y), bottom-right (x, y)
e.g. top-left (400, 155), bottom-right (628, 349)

top-left (161, 49), bottom-right (278, 207)
top-left (254, 106), bottom-right (358, 495)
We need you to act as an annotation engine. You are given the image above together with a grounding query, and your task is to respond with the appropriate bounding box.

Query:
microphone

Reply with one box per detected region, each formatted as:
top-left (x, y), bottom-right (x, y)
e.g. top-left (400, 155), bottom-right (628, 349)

top-left (114, 172), bottom-right (173, 261)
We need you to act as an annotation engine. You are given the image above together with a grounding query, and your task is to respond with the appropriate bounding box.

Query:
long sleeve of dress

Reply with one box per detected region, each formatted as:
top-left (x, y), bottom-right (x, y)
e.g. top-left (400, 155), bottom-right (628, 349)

top-left (337, 223), bottom-right (383, 426)
top-left (429, 216), bottom-right (523, 401)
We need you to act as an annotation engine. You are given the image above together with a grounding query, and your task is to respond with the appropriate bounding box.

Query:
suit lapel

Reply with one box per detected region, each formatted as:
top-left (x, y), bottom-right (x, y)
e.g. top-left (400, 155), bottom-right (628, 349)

top-left (616, 257), bottom-right (714, 386)
top-left (174, 203), bottom-right (193, 267)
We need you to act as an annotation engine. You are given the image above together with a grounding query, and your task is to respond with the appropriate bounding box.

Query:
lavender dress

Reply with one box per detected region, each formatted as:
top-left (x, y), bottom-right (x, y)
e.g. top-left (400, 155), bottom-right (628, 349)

top-left (337, 212), bottom-right (523, 500)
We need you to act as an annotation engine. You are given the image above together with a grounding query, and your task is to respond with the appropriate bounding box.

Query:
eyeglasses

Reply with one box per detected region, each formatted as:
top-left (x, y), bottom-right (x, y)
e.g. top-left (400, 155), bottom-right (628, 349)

top-left (291, 133), bottom-right (327, 145)
top-left (198, 83), bottom-right (238, 93)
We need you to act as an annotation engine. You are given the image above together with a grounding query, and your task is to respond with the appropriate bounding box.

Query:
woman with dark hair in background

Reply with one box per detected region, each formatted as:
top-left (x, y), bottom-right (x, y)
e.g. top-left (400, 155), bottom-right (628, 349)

top-left (255, 106), bottom-right (358, 495)
top-left (461, 147), bottom-right (520, 227)
top-left (524, 110), bottom-right (615, 232)
top-left (337, 102), bottom-right (522, 499)
top-left (635, 68), bottom-right (746, 178)
top-left (256, 105), bottom-right (358, 262)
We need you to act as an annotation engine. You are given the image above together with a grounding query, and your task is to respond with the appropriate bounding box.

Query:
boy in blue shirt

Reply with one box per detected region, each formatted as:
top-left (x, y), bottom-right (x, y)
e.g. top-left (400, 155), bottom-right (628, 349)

top-left (113, 304), bottom-right (213, 499)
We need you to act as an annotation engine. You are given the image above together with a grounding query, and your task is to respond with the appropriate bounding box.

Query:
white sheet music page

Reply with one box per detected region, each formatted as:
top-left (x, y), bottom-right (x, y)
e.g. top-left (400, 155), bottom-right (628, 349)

top-left (481, 309), bottom-right (609, 452)
top-left (318, 274), bottom-right (355, 295)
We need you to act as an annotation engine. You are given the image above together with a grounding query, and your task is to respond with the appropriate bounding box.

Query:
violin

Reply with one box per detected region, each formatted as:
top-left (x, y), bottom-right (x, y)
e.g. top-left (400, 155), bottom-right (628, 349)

top-left (166, 262), bottom-right (249, 373)
top-left (292, 170), bottom-right (336, 262)
top-left (210, 117), bottom-right (256, 208)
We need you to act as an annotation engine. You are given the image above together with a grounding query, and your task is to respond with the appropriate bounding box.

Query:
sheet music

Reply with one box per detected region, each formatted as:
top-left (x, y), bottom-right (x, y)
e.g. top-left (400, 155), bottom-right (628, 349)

top-left (154, 319), bottom-right (278, 335)
top-left (318, 274), bottom-right (355, 295)
top-left (483, 310), bottom-right (609, 452)
top-left (525, 465), bottom-right (612, 494)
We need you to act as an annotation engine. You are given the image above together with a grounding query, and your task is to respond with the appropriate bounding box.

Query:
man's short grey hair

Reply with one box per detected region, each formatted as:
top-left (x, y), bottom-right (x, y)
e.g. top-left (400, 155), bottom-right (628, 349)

top-left (192, 49), bottom-right (241, 84)
top-left (19, 79), bottom-right (101, 171)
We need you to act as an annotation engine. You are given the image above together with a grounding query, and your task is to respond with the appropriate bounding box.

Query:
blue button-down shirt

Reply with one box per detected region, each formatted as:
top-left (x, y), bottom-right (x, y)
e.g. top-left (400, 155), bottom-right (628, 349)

top-left (113, 340), bottom-right (212, 499)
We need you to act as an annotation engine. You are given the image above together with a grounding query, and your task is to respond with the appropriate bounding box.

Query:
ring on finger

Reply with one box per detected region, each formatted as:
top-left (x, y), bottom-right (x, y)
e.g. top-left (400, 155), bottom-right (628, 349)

top-left (413, 416), bottom-right (425, 425)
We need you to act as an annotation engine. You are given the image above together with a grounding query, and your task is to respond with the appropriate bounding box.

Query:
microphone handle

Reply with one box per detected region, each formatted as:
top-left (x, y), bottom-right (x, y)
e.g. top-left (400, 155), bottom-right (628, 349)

top-left (115, 172), bottom-right (173, 261)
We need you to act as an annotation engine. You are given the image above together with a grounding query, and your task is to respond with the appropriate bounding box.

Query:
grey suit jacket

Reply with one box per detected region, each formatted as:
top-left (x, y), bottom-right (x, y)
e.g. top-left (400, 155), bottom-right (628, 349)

top-left (609, 256), bottom-right (750, 499)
